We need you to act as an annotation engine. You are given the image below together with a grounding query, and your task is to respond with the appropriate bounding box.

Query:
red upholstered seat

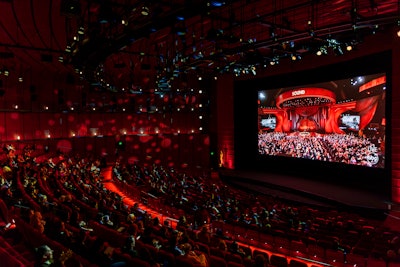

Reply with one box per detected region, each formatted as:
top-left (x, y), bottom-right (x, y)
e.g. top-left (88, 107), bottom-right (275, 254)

top-left (175, 255), bottom-right (204, 267)
top-left (289, 240), bottom-right (308, 257)
top-left (366, 256), bottom-right (388, 267)
top-left (289, 259), bottom-right (308, 267)
top-left (125, 256), bottom-right (152, 267)
top-left (210, 247), bottom-right (227, 259)
top-left (158, 249), bottom-right (176, 267)
top-left (345, 252), bottom-right (366, 267)
top-left (325, 249), bottom-right (345, 266)
top-left (270, 254), bottom-right (288, 267)
top-left (209, 255), bottom-right (228, 267)
top-left (0, 198), bottom-right (9, 228)
top-left (196, 242), bottom-right (210, 256)
top-left (227, 261), bottom-right (245, 267)
top-left (225, 252), bottom-right (243, 264)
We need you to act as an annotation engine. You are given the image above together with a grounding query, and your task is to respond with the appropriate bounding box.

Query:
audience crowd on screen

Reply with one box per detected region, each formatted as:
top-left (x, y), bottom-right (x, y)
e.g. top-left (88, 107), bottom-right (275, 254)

top-left (258, 132), bottom-right (383, 167)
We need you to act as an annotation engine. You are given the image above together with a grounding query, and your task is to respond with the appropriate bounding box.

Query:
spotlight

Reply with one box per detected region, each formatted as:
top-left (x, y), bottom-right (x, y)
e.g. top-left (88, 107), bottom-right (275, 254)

top-left (316, 46), bottom-right (327, 56)
top-left (397, 21), bottom-right (400, 37)
top-left (346, 44), bottom-right (353, 51)
top-left (77, 26), bottom-right (84, 35)
top-left (209, 1), bottom-right (225, 7)
top-left (333, 45), bottom-right (344, 56)
top-left (141, 6), bottom-right (149, 16)
top-left (269, 57), bottom-right (279, 65)
top-left (251, 66), bottom-right (256, 75)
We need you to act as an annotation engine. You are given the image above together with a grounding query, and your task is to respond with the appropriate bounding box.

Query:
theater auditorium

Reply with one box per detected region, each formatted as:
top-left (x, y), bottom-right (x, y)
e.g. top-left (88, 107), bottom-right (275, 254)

top-left (0, 1), bottom-right (400, 267)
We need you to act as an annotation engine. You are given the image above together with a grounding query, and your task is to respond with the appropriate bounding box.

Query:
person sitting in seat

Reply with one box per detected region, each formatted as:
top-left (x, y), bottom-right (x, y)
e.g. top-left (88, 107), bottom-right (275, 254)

top-left (34, 245), bottom-right (54, 267)
top-left (180, 242), bottom-right (208, 267)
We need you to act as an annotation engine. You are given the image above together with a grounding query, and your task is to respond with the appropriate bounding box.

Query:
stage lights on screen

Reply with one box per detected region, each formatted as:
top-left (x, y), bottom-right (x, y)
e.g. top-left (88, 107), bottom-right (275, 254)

top-left (346, 44), bottom-right (353, 51)
top-left (316, 46), bottom-right (328, 56)
top-left (141, 6), bottom-right (149, 16)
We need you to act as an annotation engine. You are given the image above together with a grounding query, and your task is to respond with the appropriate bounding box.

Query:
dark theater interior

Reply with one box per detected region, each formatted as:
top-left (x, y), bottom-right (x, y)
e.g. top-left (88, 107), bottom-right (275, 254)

top-left (0, 0), bottom-right (400, 266)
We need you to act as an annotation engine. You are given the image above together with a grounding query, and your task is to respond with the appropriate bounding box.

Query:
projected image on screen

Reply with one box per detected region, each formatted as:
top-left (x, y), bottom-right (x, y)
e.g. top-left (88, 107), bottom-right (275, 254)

top-left (257, 73), bottom-right (386, 168)
top-left (260, 115), bottom-right (277, 131)
top-left (339, 113), bottom-right (360, 131)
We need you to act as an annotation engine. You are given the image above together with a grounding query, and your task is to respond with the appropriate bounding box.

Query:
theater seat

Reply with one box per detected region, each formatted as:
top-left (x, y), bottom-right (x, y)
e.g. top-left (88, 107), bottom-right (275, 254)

top-left (175, 255), bottom-right (204, 267)
top-left (0, 198), bottom-right (10, 228)
top-left (209, 255), bottom-right (228, 267)
top-left (225, 252), bottom-right (243, 264)
top-left (289, 259), bottom-right (308, 267)
top-left (227, 261), bottom-right (245, 267)
top-left (269, 254), bottom-right (288, 267)
top-left (125, 256), bottom-right (152, 267)
top-left (366, 256), bottom-right (387, 267)
top-left (344, 252), bottom-right (366, 266)
top-left (158, 249), bottom-right (176, 267)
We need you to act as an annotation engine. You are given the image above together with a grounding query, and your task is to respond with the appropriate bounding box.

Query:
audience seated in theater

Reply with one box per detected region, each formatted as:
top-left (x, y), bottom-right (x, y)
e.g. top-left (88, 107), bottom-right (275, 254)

top-left (1, 146), bottom-right (400, 267)
top-left (254, 253), bottom-right (268, 267)
top-left (100, 214), bottom-right (114, 227)
top-left (30, 210), bottom-right (46, 233)
top-left (218, 239), bottom-right (228, 252)
top-left (34, 245), bottom-right (55, 267)
top-left (197, 224), bottom-right (212, 244)
top-left (137, 245), bottom-right (161, 267)
top-left (35, 245), bottom-right (75, 267)
top-left (228, 240), bottom-right (246, 258)
top-left (177, 215), bottom-right (189, 229)
top-left (180, 242), bottom-right (209, 267)
top-left (122, 234), bottom-right (138, 257)
top-left (168, 229), bottom-right (186, 256)
top-left (179, 227), bottom-right (192, 245)
top-left (156, 219), bottom-right (173, 241)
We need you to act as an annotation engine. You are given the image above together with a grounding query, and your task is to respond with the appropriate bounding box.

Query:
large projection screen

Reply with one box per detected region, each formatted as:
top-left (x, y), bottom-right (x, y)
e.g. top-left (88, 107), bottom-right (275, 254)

top-left (233, 52), bottom-right (391, 195)
top-left (257, 73), bottom-right (386, 169)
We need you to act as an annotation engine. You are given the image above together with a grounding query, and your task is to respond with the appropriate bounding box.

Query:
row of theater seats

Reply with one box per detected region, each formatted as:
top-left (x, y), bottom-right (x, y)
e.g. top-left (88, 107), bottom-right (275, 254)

top-left (76, 214), bottom-right (397, 267)
top-left (1, 152), bottom-right (399, 267)
top-left (0, 234), bottom-right (36, 267)
top-left (107, 164), bottom-right (400, 267)
top-left (208, 220), bottom-right (400, 267)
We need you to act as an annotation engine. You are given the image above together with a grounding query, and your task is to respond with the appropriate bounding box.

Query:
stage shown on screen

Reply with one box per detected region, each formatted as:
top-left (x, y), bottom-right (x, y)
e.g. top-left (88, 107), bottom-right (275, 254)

top-left (257, 73), bottom-right (386, 168)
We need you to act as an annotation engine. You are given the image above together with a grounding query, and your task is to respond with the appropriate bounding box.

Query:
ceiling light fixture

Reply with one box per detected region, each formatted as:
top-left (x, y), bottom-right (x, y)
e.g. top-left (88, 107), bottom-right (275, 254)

top-left (209, 1), bottom-right (225, 7)
top-left (141, 6), bottom-right (149, 16)
top-left (77, 26), bottom-right (84, 35)
top-left (396, 21), bottom-right (400, 37)
top-left (316, 46), bottom-right (327, 56)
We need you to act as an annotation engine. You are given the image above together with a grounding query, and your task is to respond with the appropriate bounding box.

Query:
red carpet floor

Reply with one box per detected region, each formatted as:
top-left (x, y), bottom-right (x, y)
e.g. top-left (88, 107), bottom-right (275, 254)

top-left (101, 166), bottom-right (138, 208)
top-left (101, 166), bottom-right (165, 222)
